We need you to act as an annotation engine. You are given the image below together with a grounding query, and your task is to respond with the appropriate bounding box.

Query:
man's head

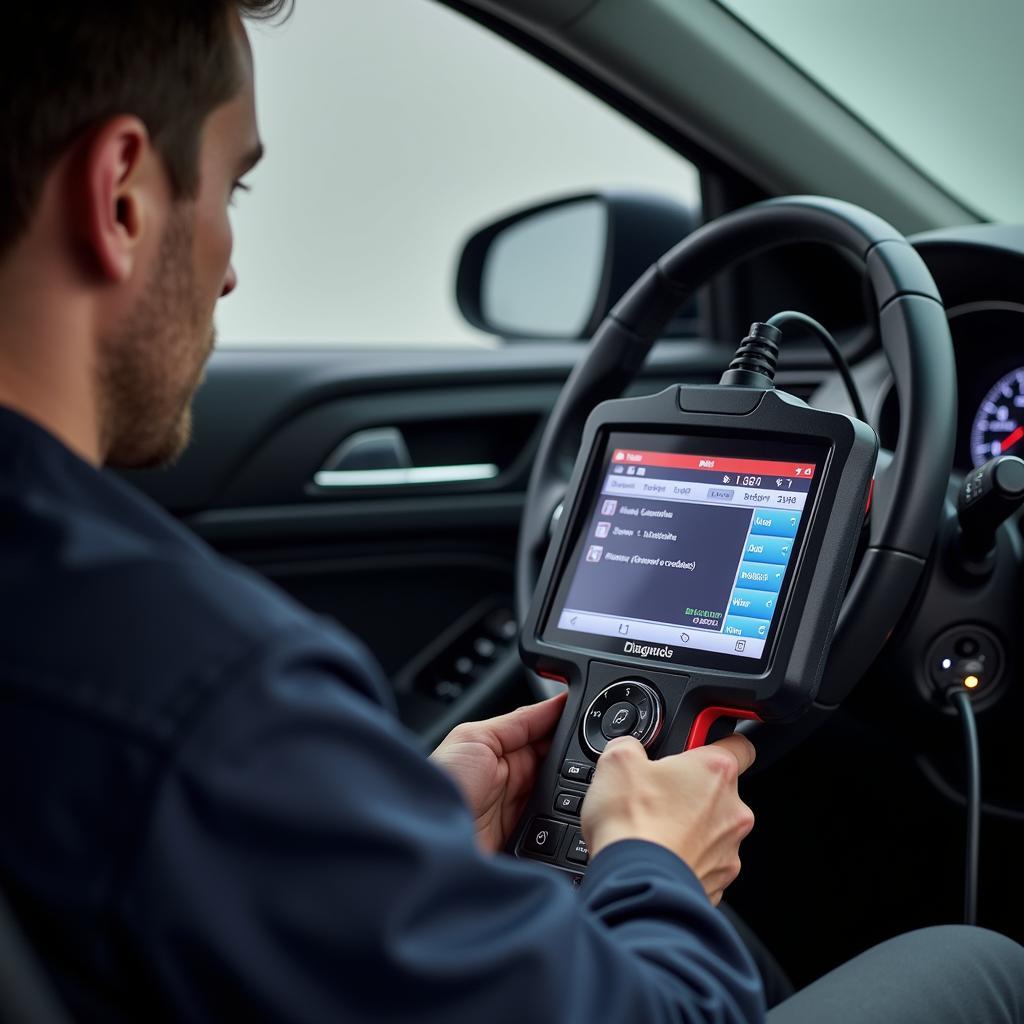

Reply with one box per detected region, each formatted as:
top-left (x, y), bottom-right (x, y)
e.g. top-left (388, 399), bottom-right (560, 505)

top-left (0, 2), bottom-right (290, 467)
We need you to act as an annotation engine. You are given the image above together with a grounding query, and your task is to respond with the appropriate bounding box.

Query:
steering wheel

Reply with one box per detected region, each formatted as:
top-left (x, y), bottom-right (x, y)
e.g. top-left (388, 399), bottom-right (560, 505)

top-left (515, 196), bottom-right (957, 760)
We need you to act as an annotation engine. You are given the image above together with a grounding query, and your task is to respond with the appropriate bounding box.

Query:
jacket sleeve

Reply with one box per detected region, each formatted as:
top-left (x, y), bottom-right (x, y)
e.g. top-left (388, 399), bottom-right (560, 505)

top-left (117, 625), bottom-right (765, 1024)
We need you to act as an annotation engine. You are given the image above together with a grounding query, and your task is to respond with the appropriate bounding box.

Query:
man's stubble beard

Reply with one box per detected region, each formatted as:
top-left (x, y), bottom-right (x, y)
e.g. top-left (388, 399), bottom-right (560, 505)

top-left (99, 205), bottom-right (216, 470)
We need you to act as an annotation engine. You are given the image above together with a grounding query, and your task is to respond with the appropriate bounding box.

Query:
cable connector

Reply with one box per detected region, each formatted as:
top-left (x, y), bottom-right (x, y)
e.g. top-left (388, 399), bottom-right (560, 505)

top-left (719, 322), bottom-right (781, 389)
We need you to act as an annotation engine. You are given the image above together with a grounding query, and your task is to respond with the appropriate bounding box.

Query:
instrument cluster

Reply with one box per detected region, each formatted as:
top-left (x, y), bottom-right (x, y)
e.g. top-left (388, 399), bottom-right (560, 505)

top-left (948, 304), bottom-right (1024, 471)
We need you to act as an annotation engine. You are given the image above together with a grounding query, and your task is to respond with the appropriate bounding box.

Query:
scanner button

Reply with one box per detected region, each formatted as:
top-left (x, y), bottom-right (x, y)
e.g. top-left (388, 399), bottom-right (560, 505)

top-left (524, 818), bottom-right (566, 857)
top-left (554, 791), bottom-right (583, 816)
top-left (600, 701), bottom-right (638, 739)
top-left (561, 760), bottom-right (594, 783)
top-left (566, 831), bottom-right (590, 864)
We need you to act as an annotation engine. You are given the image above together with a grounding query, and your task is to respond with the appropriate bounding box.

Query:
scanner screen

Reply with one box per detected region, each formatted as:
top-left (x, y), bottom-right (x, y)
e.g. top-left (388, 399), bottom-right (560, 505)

top-left (545, 433), bottom-right (826, 667)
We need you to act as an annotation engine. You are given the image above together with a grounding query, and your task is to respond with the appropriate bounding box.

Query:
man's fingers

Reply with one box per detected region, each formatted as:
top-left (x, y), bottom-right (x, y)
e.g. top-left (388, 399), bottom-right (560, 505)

top-left (479, 692), bottom-right (568, 752)
top-left (596, 735), bottom-right (648, 766)
top-left (516, 691), bottom-right (568, 743)
top-left (710, 733), bottom-right (756, 775)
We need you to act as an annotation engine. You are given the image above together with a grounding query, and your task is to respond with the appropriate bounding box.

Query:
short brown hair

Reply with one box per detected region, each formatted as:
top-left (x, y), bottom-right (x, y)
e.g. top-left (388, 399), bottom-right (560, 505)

top-left (0, 1), bottom-right (291, 256)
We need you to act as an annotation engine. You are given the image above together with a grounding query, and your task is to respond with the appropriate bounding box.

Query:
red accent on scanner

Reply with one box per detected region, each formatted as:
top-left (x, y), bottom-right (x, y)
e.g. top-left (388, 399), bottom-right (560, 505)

top-left (685, 707), bottom-right (762, 750)
top-left (537, 670), bottom-right (569, 686)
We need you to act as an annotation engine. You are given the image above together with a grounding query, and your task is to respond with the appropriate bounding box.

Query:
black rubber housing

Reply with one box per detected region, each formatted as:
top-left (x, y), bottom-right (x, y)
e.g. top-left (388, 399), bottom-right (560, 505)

top-left (511, 385), bottom-right (876, 878)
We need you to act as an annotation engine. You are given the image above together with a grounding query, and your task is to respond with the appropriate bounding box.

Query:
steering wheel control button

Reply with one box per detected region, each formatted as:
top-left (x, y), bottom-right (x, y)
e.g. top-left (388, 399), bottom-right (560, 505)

top-left (472, 636), bottom-right (497, 661)
top-left (566, 832), bottom-right (590, 865)
top-left (561, 759), bottom-right (594, 783)
top-left (581, 680), bottom-right (663, 757)
top-left (453, 656), bottom-right (475, 677)
top-left (524, 818), bottom-right (566, 857)
top-left (600, 701), bottom-right (638, 739)
top-left (554, 791), bottom-right (583, 816)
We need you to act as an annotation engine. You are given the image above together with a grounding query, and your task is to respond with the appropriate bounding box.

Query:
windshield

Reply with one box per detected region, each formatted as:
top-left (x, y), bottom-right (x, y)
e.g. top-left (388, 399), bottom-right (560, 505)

top-left (718, 0), bottom-right (1024, 222)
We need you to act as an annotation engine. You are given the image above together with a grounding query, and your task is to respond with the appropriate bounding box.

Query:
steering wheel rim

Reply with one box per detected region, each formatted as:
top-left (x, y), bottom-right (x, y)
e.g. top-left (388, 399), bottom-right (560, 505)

top-left (516, 196), bottom-right (956, 756)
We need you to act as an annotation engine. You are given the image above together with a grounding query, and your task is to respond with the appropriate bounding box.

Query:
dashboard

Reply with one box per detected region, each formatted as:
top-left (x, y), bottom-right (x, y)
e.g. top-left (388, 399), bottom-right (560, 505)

top-left (872, 225), bottom-right (1024, 473)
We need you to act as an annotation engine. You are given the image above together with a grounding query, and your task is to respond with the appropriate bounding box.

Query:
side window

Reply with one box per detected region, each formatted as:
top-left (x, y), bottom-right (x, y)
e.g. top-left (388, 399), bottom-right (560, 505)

top-left (219, 0), bottom-right (700, 347)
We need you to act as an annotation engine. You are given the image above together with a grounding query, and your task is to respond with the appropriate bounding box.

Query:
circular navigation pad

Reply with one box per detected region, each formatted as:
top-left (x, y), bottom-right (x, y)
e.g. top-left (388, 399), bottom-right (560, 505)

top-left (582, 680), bottom-right (662, 758)
top-left (601, 701), bottom-right (638, 739)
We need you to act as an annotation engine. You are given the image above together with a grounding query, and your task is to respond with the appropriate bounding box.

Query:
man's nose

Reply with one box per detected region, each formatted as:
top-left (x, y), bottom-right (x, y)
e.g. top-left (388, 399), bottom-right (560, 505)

top-left (221, 263), bottom-right (238, 298)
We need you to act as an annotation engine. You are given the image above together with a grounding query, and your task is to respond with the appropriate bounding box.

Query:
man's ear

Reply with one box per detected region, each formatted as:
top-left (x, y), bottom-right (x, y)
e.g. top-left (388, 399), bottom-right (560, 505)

top-left (75, 116), bottom-right (158, 283)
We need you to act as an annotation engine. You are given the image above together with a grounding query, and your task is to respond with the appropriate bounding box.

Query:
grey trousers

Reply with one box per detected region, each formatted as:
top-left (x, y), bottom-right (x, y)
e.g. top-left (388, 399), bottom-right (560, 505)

top-left (767, 926), bottom-right (1024, 1024)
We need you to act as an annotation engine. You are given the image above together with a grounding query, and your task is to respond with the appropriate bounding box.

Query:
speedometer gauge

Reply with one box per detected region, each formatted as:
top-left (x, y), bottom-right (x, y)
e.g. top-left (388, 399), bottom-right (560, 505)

top-left (971, 368), bottom-right (1024, 467)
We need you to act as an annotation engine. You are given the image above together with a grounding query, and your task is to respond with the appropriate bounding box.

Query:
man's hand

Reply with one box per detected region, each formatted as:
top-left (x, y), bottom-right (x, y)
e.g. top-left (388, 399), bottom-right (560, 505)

top-left (430, 693), bottom-right (567, 853)
top-left (582, 733), bottom-right (756, 905)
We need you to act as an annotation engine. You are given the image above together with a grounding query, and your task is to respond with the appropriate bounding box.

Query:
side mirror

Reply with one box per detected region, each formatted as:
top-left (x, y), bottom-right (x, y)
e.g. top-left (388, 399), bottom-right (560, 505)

top-left (456, 191), bottom-right (698, 340)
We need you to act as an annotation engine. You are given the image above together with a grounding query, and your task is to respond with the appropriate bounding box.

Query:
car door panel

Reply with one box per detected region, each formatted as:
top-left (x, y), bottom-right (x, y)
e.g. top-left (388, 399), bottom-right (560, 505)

top-left (123, 338), bottom-right (827, 735)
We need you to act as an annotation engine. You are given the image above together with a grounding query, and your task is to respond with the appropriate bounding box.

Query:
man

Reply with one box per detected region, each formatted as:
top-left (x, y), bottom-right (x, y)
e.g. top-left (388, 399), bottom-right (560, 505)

top-left (0, 3), bottom-right (1021, 1022)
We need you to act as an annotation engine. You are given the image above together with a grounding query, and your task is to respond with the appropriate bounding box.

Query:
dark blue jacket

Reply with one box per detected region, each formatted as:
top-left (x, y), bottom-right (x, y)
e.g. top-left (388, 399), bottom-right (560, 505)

top-left (0, 407), bottom-right (764, 1022)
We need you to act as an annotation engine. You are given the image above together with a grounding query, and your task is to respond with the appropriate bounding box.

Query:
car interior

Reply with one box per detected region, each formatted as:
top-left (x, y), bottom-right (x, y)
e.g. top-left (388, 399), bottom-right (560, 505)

top-left (4, 0), bottom-right (1024, 1016)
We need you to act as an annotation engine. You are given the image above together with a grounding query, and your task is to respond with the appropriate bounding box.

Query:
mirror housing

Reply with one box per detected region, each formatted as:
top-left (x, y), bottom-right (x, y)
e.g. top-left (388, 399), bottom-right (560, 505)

top-left (456, 191), bottom-right (698, 341)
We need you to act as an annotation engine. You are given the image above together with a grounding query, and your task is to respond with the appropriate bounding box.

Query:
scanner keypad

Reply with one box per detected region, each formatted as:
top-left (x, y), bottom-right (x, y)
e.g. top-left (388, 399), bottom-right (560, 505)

top-left (581, 680), bottom-right (662, 758)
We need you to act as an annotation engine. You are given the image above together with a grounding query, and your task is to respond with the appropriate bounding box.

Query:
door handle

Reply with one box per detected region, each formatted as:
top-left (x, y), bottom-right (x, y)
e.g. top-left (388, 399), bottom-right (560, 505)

top-left (313, 427), bottom-right (498, 488)
top-left (313, 464), bottom-right (499, 488)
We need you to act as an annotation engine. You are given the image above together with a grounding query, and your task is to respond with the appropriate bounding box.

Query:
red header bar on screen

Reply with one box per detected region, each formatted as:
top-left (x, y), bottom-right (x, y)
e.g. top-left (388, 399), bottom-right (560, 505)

top-left (611, 449), bottom-right (816, 479)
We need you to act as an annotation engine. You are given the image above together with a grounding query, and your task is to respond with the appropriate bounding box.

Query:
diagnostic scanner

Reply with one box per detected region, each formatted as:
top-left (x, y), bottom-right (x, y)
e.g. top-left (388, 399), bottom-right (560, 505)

top-left (510, 374), bottom-right (877, 881)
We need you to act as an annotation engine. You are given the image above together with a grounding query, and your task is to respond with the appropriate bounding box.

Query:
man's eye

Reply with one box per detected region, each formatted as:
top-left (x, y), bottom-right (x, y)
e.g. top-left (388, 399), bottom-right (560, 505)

top-left (230, 181), bottom-right (252, 206)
